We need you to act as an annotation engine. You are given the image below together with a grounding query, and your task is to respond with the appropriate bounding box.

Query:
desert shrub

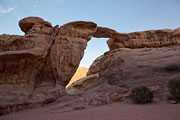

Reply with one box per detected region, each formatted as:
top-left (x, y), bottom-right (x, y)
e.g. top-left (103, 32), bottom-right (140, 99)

top-left (130, 86), bottom-right (153, 104)
top-left (165, 64), bottom-right (179, 72)
top-left (167, 95), bottom-right (174, 100)
top-left (0, 111), bottom-right (3, 116)
top-left (168, 79), bottom-right (180, 102)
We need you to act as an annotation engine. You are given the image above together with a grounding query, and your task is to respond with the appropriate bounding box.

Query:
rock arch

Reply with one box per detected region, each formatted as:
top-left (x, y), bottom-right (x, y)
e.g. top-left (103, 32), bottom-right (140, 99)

top-left (0, 16), bottom-right (180, 109)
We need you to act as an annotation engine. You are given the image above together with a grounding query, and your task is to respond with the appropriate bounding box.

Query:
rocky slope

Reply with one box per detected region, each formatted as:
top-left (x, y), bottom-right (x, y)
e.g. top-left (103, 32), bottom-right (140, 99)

top-left (59, 46), bottom-right (180, 110)
top-left (87, 46), bottom-right (180, 98)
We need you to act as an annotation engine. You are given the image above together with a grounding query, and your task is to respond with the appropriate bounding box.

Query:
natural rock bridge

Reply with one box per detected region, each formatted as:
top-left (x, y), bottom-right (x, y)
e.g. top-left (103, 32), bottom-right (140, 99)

top-left (0, 17), bottom-right (180, 113)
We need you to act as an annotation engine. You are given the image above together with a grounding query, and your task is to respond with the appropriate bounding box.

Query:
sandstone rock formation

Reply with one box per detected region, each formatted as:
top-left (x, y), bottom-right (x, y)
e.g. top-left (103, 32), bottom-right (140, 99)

top-left (66, 73), bottom-right (99, 95)
top-left (64, 46), bottom-right (180, 106)
top-left (88, 46), bottom-right (180, 94)
top-left (107, 29), bottom-right (180, 50)
top-left (0, 17), bottom-right (97, 108)
top-left (65, 28), bottom-right (180, 104)
top-left (19, 17), bottom-right (52, 34)
top-left (1, 16), bottom-right (180, 114)
top-left (92, 26), bottom-right (180, 50)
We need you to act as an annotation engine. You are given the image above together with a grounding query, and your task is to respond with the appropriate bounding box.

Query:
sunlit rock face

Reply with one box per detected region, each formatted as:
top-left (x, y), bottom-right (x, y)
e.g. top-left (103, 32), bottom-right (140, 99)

top-left (107, 29), bottom-right (180, 50)
top-left (0, 17), bottom-right (97, 107)
top-left (92, 26), bottom-right (180, 50)
top-left (66, 67), bottom-right (88, 88)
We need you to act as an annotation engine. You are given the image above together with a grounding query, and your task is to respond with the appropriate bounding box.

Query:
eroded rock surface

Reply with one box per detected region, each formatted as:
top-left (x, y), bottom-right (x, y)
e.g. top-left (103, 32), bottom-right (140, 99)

top-left (1, 16), bottom-right (180, 114)
top-left (62, 46), bottom-right (180, 111)
top-left (107, 29), bottom-right (180, 50)
top-left (66, 73), bottom-right (99, 95)
top-left (0, 17), bottom-right (97, 111)
top-left (92, 26), bottom-right (180, 50)
top-left (86, 46), bottom-right (180, 100)
top-left (56, 26), bottom-right (180, 109)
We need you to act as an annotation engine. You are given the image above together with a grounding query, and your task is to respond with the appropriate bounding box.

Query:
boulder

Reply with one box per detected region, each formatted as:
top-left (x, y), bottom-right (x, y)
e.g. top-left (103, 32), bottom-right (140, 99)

top-left (66, 73), bottom-right (99, 95)
top-left (19, 17), bottom-right (52, 34)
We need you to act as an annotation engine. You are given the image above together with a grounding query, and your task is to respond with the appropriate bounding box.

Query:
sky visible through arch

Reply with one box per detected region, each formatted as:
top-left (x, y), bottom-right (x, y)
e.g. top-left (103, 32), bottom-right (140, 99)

top-left (0, 0), bottom-right (180, 67)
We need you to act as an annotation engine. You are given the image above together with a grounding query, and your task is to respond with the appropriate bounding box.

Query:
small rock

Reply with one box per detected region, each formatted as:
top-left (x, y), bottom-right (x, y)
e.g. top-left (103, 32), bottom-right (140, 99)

top-left (170, 100), bottom-right (177, 104)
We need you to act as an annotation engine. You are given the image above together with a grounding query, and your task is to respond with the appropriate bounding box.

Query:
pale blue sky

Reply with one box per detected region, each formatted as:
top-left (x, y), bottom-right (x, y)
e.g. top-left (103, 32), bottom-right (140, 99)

top-left (0, 0), bottom-right (180, 67)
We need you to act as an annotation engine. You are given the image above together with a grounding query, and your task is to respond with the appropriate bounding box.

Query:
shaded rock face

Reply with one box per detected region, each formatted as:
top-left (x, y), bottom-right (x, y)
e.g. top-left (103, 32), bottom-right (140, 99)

top-left (65, 27), bottom-right (180, 106)
top-left (64, 46), bottom-right (180, 109)
top-left (0, 17), bottom-right (97, 106)
top-left (87, 46), bottom-right (180, 101)
top-left (56, 26), bottom-right (180, 106)
top-left (48, 21), bottom-right (97, 88)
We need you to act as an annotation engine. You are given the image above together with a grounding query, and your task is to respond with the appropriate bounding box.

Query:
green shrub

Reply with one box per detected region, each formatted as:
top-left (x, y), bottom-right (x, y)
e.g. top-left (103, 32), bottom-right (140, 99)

top-left (168, 79), bottom-right (180, 102)
top-left (130, 86), bottom-right (153, 104)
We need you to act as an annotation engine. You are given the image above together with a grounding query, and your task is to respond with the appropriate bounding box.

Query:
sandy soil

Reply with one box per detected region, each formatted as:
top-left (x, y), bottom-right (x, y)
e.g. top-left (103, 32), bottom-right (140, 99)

top-left (1, 102), bottom-right (180, 120)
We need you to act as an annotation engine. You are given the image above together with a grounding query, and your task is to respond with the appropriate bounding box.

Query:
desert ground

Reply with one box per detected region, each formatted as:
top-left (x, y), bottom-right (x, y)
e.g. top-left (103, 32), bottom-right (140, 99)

top-left (1, 102), bottom-right (180, 120)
